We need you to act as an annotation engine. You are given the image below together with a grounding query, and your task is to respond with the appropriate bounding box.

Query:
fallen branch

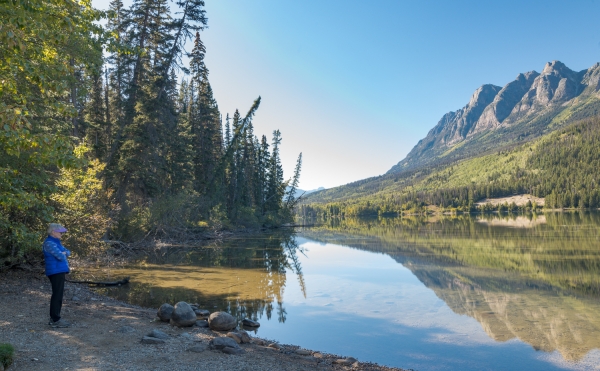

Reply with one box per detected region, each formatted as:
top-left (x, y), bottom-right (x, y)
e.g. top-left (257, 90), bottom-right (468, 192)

top-left (67, 277), bottom-right (130, 286)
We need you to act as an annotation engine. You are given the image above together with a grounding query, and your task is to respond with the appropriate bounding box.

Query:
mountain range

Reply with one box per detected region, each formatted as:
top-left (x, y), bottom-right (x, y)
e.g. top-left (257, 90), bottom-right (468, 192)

top-left (389, 60), bottom-right (600, 173)
top-left (301, 60), bottom-right (600, 211)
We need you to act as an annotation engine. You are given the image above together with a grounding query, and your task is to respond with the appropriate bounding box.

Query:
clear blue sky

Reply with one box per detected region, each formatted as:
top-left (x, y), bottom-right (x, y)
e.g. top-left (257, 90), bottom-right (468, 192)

top-left (93, 0), bottom-right (600, 190)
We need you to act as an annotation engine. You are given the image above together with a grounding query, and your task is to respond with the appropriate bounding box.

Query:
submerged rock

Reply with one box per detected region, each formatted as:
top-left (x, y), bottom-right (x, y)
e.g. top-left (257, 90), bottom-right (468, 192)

top-left (242, 318), bottom-right (260, 327)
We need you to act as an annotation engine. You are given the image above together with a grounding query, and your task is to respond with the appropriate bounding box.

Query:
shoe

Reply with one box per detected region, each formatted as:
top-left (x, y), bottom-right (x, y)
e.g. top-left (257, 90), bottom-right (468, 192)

top-left (48, 318), bottom-right (71, 328)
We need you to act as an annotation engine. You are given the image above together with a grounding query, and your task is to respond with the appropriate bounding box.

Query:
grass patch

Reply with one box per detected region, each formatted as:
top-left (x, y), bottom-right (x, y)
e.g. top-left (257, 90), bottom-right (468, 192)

top-left (0, 343), bottom-right (14, 369)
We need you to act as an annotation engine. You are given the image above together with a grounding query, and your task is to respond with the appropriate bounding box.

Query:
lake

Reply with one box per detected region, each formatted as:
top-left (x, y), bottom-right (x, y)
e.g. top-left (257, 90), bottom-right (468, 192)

top-left (85, 212), bottom-right (600, 371)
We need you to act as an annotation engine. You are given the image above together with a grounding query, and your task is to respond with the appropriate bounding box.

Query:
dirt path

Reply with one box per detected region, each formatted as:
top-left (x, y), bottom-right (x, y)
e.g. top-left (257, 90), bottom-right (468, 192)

top-left (0, 270), bottom-right (404, 371)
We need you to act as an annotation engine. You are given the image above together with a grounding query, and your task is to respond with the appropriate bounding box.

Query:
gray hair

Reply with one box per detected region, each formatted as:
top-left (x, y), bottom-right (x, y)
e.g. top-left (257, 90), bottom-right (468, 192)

top-left (47, 223), bottom-right (66, 234)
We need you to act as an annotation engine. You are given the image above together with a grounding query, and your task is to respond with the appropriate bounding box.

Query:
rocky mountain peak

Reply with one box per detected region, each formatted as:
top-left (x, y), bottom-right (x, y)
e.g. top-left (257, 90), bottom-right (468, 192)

top-left (469, 84), bottom-right (502, 106)
top-left (388, 61), bottom-right (600, 175)
top-left (582, 62), bottom-right (600, 91)
top-left (510, 61), bottom-right (583, 116)
top-left (473, 71), bottom-right (540, 133)
top-left (541, 60), bottom-right (573, 76)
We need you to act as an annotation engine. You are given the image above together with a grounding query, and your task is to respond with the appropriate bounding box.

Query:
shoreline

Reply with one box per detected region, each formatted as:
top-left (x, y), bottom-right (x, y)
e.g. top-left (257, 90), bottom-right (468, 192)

top-left (0, 269), bottom-right (406, 371)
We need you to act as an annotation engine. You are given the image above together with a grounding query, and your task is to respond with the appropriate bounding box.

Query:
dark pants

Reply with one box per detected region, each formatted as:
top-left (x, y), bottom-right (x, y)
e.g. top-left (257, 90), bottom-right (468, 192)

top-left (48, 273), bottom-right (65, 322)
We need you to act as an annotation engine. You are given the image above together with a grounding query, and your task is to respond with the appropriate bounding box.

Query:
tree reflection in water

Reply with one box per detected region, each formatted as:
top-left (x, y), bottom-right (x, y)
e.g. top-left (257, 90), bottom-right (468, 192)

top-left (89, 231), bottom-right (305, 324)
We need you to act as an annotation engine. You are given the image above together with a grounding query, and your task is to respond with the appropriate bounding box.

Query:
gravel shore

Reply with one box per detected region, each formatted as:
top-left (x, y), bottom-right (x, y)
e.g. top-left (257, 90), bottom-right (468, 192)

top-left (0, 270), bottom-right (406, 371)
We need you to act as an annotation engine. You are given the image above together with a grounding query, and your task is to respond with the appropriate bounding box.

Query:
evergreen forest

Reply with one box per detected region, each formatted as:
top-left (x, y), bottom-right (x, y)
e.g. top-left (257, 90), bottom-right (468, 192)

top-left (0, 0), bottom-right (302, 267)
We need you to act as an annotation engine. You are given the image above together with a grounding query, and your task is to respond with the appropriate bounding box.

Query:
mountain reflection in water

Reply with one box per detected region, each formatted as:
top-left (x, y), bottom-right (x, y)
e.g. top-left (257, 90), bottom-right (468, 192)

top-left (300, 212), bottom-right (600, 362)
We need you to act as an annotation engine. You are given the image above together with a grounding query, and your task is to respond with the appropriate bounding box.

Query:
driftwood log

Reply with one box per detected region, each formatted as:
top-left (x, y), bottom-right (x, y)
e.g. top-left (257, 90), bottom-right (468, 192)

top-left (67, 277), bottom-right (130, 286)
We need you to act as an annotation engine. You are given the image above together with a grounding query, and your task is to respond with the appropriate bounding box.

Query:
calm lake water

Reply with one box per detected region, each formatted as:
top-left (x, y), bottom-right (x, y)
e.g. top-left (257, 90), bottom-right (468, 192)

top-left (86, 212), bottom-right (600, 371)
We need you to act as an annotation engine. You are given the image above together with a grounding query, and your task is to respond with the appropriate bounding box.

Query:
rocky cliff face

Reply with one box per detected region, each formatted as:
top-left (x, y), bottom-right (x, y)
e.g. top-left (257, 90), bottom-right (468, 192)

top-left (389, 61), bottom-right (600, 174)
top-left (508, 61), bottom-right (585, 120)
top-left (472, 71), bottom-right (539, 134)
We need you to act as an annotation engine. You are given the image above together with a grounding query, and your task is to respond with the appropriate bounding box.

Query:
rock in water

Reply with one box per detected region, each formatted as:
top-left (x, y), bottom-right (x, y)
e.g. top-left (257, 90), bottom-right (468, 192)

top-left (242, 318), bottom-right (260, 327)
top-left (170, 302), bottom-right (197, 327)
top-left (208, 311), bottom-right (237, 331)
top-left (157, 303), bottom-right (174, 322)
top-left (210, 337), bottom-right (241, 350)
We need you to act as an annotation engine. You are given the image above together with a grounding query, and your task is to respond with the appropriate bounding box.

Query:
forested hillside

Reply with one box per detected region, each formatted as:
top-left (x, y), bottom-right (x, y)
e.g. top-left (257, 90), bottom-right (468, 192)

top-left (1, 0), bottom-right (301, 267)
top-left (299, 116), bottom-right (600, 218)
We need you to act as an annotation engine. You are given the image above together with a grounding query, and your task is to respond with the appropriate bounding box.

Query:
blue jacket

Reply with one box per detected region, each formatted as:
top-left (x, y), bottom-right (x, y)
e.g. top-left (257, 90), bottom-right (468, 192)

top-left (43, 236), bottom-right (71, 276)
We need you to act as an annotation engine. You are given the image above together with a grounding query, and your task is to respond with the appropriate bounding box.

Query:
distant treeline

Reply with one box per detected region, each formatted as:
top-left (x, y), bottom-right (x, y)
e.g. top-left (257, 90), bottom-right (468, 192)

top-left (299, 117), bottom-right (600, 218)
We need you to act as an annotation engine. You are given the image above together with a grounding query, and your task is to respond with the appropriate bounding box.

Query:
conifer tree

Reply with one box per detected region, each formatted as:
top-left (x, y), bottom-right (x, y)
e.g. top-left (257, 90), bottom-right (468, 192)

top-left (265, 130), bottom-right (285, 214)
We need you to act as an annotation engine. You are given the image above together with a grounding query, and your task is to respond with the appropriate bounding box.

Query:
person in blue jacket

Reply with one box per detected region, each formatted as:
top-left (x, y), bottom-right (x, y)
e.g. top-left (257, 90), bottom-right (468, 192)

top-left (43, 223), bottom-right (71, 328)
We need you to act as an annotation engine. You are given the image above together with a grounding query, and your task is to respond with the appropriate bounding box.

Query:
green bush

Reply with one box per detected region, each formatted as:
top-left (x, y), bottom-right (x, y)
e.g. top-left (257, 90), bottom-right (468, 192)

top-left (0, 343), bottom-right (14, 369)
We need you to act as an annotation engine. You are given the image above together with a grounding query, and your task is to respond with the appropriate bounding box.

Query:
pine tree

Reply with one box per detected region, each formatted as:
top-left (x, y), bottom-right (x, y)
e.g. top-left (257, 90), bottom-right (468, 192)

top-left (265, 130), bottom-right (285, 214)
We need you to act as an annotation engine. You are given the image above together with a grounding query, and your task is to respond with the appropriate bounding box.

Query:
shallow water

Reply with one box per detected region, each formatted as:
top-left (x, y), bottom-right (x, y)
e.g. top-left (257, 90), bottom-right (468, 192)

top-left (86, 212), bottom-right (600, 370)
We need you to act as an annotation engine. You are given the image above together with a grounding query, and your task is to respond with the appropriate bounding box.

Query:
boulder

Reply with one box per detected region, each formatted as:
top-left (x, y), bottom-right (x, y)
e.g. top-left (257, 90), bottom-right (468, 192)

top-left (295, 349), bottom-right (312, 356)
top-left (237, 330), bottom-right (251, 344)
top-left (209, 336), bottom-right (241, 350)
top-left (208, 311), bottom-right (237, 331)
top-left (226, 332), bottom-right (242, 344)
top-left (157, 303), bottom-right (174, 322)
top-left (242, 318), bottom-right (260, 327)
top-left (170, 301), bottom-right (197, 327)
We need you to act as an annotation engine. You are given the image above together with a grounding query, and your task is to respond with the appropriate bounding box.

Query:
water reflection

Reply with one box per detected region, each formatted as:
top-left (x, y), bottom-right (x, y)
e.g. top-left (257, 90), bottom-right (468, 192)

top-left (84, 212), bottom-right (600, 369)
top-left (300, 212), bottom-right (600, 362)
top-left (86, 232), bottom-right (305, 323)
